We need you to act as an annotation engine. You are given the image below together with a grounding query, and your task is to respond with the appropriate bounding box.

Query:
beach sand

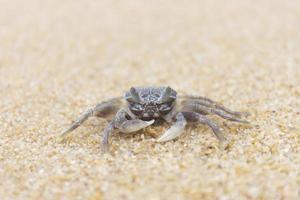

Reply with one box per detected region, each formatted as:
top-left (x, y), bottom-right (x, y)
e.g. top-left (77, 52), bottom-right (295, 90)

top-left (0, 0), bottom-right (300, 199)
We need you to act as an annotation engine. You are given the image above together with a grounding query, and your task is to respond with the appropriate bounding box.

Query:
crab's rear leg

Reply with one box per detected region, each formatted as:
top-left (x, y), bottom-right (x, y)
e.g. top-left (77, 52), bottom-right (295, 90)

top-left (180, 96), bottom-right (249, 117)
top-left (182, 103), bottom-right (249, 124)
top-left (102, 109), bottom-right (154, 152)
top-left (61, 98), bottom-right (122, 138)
top-left (182, 111), bottom-right (226, 141)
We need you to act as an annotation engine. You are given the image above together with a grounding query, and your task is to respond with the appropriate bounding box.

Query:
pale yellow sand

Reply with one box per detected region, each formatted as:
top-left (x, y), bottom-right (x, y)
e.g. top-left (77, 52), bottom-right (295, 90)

top-left (1, 0), bottom-right (300, 199)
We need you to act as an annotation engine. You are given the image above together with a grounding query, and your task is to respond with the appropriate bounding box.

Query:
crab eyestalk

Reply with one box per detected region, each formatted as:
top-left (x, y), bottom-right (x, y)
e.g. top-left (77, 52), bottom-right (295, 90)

top-left (128, 87), bottom-right (141, 103)
top-left (159, 86), bottom-right (176, 103)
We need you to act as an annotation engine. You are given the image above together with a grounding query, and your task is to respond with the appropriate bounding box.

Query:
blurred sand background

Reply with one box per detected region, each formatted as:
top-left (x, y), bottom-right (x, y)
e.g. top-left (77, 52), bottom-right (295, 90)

top-left (0, 0), bottom-right (300, 199)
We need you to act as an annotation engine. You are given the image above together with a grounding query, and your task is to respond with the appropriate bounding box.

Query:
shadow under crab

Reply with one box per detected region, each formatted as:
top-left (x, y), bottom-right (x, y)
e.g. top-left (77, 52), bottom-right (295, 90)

top-left (61, 86), bottom-right (249, 152)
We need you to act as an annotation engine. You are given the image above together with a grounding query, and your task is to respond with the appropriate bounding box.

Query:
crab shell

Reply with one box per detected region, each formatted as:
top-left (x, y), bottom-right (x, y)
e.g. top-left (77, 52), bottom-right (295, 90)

top-left (124, 87), bottom-right (177, 120)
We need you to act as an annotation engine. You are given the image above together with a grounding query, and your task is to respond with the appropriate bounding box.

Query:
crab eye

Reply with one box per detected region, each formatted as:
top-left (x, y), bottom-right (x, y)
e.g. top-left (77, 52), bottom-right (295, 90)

top-left (158, 102), bottom-right (173, 112)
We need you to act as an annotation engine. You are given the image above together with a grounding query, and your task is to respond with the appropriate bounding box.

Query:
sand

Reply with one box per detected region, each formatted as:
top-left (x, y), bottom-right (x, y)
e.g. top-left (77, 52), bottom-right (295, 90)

top-left (0, 0), bottom-right (300, 199)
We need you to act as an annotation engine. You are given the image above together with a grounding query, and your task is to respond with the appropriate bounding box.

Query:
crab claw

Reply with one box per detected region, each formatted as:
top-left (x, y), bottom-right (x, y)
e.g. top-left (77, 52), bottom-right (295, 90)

top-left (120, 119), bottom-right (155, 133)
top-left (157, 126), bottom-right (184, 142)
top-left (157, 113), bottom-right (187, 142)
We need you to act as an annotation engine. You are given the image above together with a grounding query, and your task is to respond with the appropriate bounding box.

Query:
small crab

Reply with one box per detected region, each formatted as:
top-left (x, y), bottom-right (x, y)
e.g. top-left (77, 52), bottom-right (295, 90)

top-left (61, 86), bottom-right (249, 152)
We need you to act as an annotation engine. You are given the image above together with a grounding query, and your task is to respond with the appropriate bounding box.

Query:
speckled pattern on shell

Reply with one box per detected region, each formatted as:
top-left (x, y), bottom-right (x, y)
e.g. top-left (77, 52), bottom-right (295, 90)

top-left (124, 87), bottom-right (177, 103)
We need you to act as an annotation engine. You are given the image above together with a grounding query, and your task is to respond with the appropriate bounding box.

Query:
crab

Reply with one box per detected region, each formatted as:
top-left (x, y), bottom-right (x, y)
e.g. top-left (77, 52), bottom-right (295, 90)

top-left (61, 86), bottom-right (249, 152)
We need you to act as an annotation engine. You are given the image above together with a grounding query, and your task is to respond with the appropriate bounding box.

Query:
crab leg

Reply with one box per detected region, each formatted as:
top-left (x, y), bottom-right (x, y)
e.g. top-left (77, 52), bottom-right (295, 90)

top-left (182, 103), bottom-right (249, 123)
top-left (61, 108), bottom-right (94, 137)
top-left (93, 98), bottom-right (122, 117)
top-left (101, 121), bottom-right (115, 153)
top-left (182, 111), bottom-right (226, 141)
top-left (61, 98), bottom-right (122, 137)
top-left (180, 95), bottom-right (248, 117)
top-left (157, 112), bottom-right (187, 142)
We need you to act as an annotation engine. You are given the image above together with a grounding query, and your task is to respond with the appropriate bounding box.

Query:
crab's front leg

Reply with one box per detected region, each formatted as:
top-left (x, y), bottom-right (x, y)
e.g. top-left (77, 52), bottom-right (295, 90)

top-left (157, 112), bottom-right (187, 142)
top-left (102, 109), bottom-right (154, 152)
top-left (61, 97), bottom-right (122, 138)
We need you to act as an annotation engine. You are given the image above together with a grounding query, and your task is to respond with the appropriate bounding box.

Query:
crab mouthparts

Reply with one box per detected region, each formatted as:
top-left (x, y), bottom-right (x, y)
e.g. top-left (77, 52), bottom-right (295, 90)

top-left (142, 112), bottom-right (159, 120)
